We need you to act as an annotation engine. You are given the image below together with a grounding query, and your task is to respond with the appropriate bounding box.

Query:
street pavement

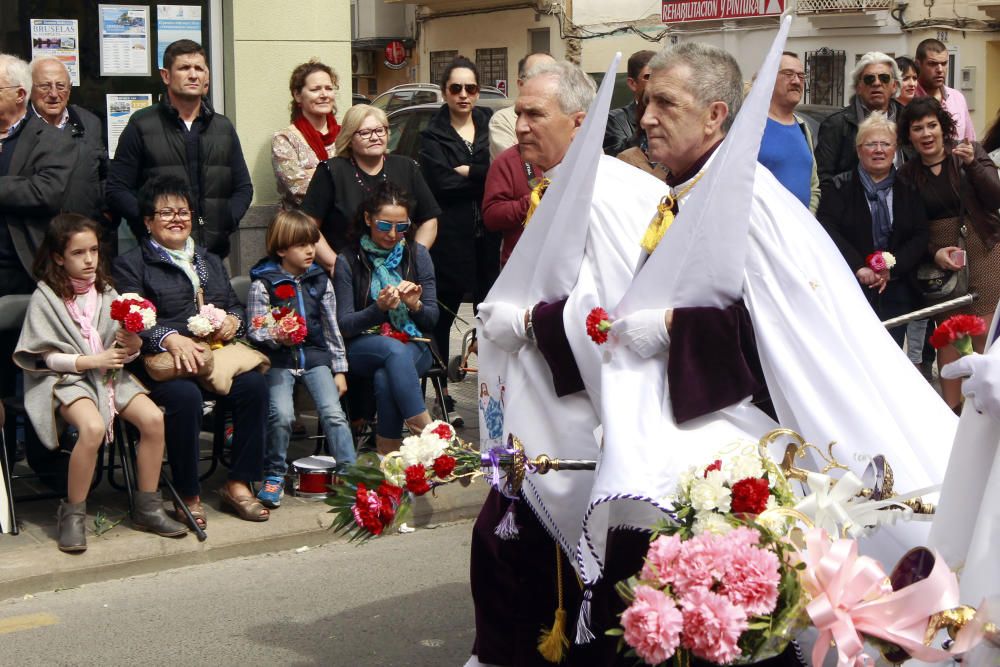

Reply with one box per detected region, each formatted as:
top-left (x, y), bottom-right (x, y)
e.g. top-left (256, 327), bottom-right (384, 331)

top-left (0, 520), bottom-right (477, 666)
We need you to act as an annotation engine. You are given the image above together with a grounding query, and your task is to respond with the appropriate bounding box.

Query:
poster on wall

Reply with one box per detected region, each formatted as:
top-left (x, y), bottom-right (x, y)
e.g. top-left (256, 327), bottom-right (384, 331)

top-left (156, 5), bottom-right (202, 69)
top-left (30, 19), bottom-right (81, 86)
top-left (107, 93), bottom-right (152, 157)
top-left (99, 4), bottom-right (150, 76)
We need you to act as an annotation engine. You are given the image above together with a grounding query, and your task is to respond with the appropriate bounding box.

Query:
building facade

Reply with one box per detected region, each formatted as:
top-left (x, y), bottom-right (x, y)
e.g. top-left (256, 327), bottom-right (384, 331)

top-left (390, 0), bottom-right (999, 136)
top-left (351, 0), bottom-right (419, 98)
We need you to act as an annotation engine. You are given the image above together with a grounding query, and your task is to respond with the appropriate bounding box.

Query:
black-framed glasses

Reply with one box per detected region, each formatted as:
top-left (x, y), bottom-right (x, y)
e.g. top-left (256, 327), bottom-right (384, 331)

top-left (862, 73), bottom-right (892, 86)
top-left (355, 126), bottom-right (387, 140)
top-left (447, 83), bottom-right (479, 96)
top-left (155, 208), bottom-right (192, 220)
top-left (373, 219), bottom-right (411, 233)
top-left (34, 82), bottom-right (69, 94)
top-left (779, 69), bottom-right (806, 81)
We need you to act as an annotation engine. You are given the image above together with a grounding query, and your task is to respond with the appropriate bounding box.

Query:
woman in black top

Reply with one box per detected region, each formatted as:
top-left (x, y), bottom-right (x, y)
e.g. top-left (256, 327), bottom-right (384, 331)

top-left (300, 104), bottom-right (441, 268)
top-left (419, 56), bottom-right (497, 415)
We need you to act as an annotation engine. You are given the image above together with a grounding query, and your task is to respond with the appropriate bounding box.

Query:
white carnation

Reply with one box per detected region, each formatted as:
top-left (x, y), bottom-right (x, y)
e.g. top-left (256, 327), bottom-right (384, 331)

top-left (882, 251), bottom-right (897, 269)
top-left (726, 454), bottom-right (764, 483)
top-left (119, 292), bottom-right (143, 301)
top-left (139, 308), bottom-right (156, 329)
top-left (187, 314), bottom-right (214, 338)
top-left (688, 471), bottom-right (731, 513)
top-left (692, 511), bottom-right (733, 536)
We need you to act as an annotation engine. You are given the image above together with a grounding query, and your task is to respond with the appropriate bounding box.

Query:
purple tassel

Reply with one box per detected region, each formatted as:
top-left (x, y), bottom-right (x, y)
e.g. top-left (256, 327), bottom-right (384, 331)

top-left (575, 587), bottom-right (595, 644)
top-left (494, 500), bottom-right (520, 540)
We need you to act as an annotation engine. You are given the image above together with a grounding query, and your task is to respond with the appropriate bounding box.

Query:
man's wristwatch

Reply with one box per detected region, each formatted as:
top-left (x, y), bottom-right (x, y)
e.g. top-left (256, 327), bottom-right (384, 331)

top-left (524, 307), bottom-right (535, 342)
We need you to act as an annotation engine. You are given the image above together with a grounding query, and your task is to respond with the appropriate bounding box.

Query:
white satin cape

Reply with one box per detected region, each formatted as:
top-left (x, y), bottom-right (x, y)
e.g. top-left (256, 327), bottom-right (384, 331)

top-left (580, 16), bottom-right (957, 586)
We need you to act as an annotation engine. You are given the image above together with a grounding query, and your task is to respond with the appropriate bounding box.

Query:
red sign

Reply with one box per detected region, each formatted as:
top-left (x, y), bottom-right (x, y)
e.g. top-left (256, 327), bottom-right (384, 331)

top-left (384, 41), bottom-right (406, 67)
top-left (495, 79), bottom-right (507, 96)
top-left (661, 0), bottom-right (784, 22)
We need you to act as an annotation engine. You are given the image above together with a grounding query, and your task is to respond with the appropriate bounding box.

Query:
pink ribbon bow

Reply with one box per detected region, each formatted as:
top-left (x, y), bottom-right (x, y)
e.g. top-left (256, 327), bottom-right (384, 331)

top-left (799, 528), bottom-right (962, 667)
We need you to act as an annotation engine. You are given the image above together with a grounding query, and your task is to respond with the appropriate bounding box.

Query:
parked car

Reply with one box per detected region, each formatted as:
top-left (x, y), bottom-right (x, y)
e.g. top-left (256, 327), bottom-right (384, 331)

top-left (372, 82), bottom-right (506, 115)
top-left (386, 98), bottom-right (514, 162)
top-left (795, 103), bottom-right (841, 148)
top-left (352, 93), bottom-right (371, 105)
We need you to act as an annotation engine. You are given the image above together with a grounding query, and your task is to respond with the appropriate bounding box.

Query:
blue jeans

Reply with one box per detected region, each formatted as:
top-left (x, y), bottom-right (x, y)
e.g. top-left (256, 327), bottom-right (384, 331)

top-left (265, 365), bottom-right (354, 475)
top-left (346, 336), bottom-right (432, 438)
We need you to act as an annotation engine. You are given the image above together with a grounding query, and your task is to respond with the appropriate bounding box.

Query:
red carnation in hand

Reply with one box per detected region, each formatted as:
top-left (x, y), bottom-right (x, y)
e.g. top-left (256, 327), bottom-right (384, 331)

top-left (110, 299), bottom-right (130, 320)
top-left (586, 307), bottom-right (612, 345)
top-left (703, 459), bottom-right (722, 478)
top-left (274, 284), bottom-right (296, 300)
top-left (432, 455), bottom-right (457, 479)
top-left (273, 306), bottom-right (292, 319)
top-left (930, 315), bottom-right (987, 357)
top-left (405, 464), bottom-right (431, 496)
top-left (123, 311), bottom-right (146, 333)
top-left (431, 422), bottom-right (454, 441)
top-left (730, 477), bottom-right (770, 515)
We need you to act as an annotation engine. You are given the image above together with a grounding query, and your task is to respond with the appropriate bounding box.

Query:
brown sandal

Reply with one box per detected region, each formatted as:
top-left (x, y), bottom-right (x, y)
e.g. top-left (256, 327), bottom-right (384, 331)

top-left (218, 487), bottom-right (269, 522)
top-left (172, 500), bottom-right (207, 530)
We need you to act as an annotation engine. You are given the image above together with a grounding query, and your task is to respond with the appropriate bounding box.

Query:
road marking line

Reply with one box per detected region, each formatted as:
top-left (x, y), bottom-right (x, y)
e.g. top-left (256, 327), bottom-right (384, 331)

top-left (0, 612), bottom-right (59, 635)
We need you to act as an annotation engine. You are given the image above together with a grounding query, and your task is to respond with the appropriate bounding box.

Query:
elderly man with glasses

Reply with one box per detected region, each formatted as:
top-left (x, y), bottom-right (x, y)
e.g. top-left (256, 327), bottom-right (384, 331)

top-left (30, 57), bottom-right (109, 237)
top-left (815, 51), bottom-right (910, 189)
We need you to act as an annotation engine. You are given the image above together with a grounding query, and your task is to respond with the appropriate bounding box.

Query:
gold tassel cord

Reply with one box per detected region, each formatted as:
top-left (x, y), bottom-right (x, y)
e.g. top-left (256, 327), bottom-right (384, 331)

top-left (639, 171), bottom-right (706, 254)
top-left (522, 177), bottom-right (551, 227)
top-left (538, 543), bottom-right (570, 663)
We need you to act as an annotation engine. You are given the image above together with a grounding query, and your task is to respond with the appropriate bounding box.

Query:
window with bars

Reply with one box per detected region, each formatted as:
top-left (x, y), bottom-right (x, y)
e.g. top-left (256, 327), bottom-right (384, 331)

top-left (805, 48), bottom-right (846, 106)
top-left (430, 50), bottom-right (458, 87)
top-left (476, 48), bottom-right (509, 88)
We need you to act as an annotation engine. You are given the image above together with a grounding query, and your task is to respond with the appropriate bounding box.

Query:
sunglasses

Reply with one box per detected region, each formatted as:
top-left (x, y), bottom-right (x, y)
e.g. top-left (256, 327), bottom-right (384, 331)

top-left (372, 219), bottom-right (411, 233)
top-left (447, 83), bottom-right (479, 96)
top-left (862, 73), bottom-right (892, 86)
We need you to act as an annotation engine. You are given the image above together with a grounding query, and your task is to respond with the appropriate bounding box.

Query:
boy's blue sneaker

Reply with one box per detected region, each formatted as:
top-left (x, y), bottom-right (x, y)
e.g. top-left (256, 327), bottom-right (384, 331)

top-left (257, 476), bottom-right (284, 508)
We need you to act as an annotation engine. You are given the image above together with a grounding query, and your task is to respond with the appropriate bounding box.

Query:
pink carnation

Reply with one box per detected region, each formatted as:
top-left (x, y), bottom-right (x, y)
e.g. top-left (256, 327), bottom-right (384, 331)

top-left (720, 540), bottom-right (781, 616)
top-left (641, 534), bottom-right (683, 586)
top-left (673, 532), bottom-right (727, 593)
top-left (680, 588), bottom-right (749, 665)
top-left (726, 525), bottom-right (762, 550)
top-left (621, 585), bottom-right (684, 665)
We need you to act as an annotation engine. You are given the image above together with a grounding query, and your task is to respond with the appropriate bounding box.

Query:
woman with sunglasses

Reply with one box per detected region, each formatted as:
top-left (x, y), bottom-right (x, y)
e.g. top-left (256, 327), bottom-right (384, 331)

top-left (897, 97), bottom-right (1000, 413)
top-left (333, 182), bottom-right (439, 454)
top-left (300, 104), bottom-right (441, 271)
top-left (419, 56), bottom-right (497, 419)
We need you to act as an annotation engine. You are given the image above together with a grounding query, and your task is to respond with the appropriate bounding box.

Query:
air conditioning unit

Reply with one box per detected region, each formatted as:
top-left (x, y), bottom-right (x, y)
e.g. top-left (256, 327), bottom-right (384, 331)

top-left (352, 51), bottom-right (375, 76)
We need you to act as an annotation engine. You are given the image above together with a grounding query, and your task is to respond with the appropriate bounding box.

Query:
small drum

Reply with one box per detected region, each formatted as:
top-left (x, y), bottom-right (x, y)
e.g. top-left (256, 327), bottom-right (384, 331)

top-left (289, 455), bottom-right (338, 499)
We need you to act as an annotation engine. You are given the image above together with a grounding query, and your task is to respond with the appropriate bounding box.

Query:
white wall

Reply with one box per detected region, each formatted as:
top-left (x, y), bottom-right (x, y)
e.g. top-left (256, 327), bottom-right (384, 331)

top-left (573, 0), bottom-right (662, 25)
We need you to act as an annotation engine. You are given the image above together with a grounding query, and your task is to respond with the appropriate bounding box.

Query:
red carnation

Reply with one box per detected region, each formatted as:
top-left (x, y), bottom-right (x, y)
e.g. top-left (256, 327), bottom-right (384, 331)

top-left (352, 483), bottom-right (384, 535)
top-left (273, 306), bottom-right (291, 319)
top-left (431, 423), bottom-right (454, 441)
top-left (123, 311), bottom-right (145, 333)
top-left (405, 464), bottom-right (431, 496)
top-left (433, 455), bottom-right (457, 479)
top-left (110, 299), bottom-right (130, 320)
top-left (274, 284), bottom-right (296, 300)
top-left (703, 459), bottom-right (722, 478)
top-left (379, 322), bottom-right (410, 343)
top-left (930, 315), bottom-right (987, 356)
top-left (730, 477), bottom-right (770, 515)
top-left (866, 252), bottom-right (887, 272)
top-left (377, 481), bottom-right (403, 507)
top-left (586, 307), bottom-right (612, 345)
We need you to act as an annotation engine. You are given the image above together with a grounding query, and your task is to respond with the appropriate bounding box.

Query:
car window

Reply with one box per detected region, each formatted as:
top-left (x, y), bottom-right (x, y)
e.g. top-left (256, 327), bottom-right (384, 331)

top-left (412, 90), bottom-right (439, 105)
top-left (480, 90), bottom-right (506, 100)
top-left (383, 90), bottom-right (413, 114)
top-left (387, 112), bottom-right (409, 154)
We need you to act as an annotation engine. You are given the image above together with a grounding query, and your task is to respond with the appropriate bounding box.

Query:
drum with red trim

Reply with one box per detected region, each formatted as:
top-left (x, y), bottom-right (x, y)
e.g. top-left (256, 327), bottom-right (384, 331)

top-left (289, 455), bottom-right (338, 498)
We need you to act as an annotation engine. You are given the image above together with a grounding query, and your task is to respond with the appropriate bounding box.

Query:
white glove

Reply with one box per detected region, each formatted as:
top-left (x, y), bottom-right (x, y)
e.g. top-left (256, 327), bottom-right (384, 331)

top-left (941, 353), bottom-right (1000, 421)
top-left (610, 308), bottom-right (670, 359)
top-left (477, 302), bottom-right (529, 354)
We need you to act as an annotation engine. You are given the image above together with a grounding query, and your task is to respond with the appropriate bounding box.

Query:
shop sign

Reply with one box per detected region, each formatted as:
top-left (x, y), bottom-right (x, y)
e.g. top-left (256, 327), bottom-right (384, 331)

top-left (661, 0), bottom-right (784, 22)
top-left (384, 40), bottom-right (407, 70)
top-left (495, 79), bottom-right (507, 96)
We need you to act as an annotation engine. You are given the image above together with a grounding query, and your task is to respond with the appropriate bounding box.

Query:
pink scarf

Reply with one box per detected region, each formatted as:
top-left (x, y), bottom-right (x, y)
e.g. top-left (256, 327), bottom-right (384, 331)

top-left (64, 276), bottom-right (116, 440)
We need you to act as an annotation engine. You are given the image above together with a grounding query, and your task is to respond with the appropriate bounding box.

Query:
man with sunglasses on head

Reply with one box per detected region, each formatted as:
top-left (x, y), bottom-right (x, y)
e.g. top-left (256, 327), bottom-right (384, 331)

top-left (816, 51), bottom-right (908, 189)
top-left (107, 39), bottom-right (252, 259)
top-left (913, 38), bottom-right (975, 142)
top-left (29, 57), bottom-right (109, 242)
top-left (603, 50), bottom-right (655, 156)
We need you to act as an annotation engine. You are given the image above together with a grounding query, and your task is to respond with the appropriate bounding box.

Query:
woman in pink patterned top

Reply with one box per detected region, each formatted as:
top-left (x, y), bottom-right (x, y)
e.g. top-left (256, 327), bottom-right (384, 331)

top-left (271, 60), bottom-right (341, 209)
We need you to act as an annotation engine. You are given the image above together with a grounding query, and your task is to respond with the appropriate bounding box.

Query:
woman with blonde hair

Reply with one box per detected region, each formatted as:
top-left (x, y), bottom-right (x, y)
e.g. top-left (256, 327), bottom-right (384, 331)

top-left (301, 104), bottom-right (440, 270)
top-left (272, 59), bottom-right (341, 209)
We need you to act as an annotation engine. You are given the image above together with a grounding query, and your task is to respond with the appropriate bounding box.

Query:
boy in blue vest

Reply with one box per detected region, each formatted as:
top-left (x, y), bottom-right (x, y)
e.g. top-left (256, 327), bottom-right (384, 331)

top-left (247, 210), bottom-right (354, 508)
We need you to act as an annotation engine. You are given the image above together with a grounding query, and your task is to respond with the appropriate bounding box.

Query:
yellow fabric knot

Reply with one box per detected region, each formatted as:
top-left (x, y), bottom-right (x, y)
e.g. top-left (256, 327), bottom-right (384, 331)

top-left (640, 195), bottom-right (676, 254)
top-left (523, 177), bottom-right (551, 227)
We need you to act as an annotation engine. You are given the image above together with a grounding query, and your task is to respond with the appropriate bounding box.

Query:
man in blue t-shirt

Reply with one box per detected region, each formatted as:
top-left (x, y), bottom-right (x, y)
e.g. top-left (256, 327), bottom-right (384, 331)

top-left (757, 51), bottom-right (819, 212)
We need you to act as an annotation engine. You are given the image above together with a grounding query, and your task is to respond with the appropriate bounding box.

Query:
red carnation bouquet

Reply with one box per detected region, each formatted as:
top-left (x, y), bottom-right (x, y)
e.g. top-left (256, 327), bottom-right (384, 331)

top-left (379, 321), bottom-right (410, 343)
top-left (251, 283), bottom-right (308, 347)
top-left (110, 293), bottom-right (157, 333)
top-left (865, 250), bottom-right (896, 273)
top-left (930, 314), bottom-right (987, 357)
top-left (326, 420), bottom-right (480, 542)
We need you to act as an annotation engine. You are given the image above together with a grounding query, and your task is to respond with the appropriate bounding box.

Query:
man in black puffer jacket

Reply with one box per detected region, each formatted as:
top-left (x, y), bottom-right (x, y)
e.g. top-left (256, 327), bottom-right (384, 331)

top-left (107, 39), bottom-right (252, 259)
